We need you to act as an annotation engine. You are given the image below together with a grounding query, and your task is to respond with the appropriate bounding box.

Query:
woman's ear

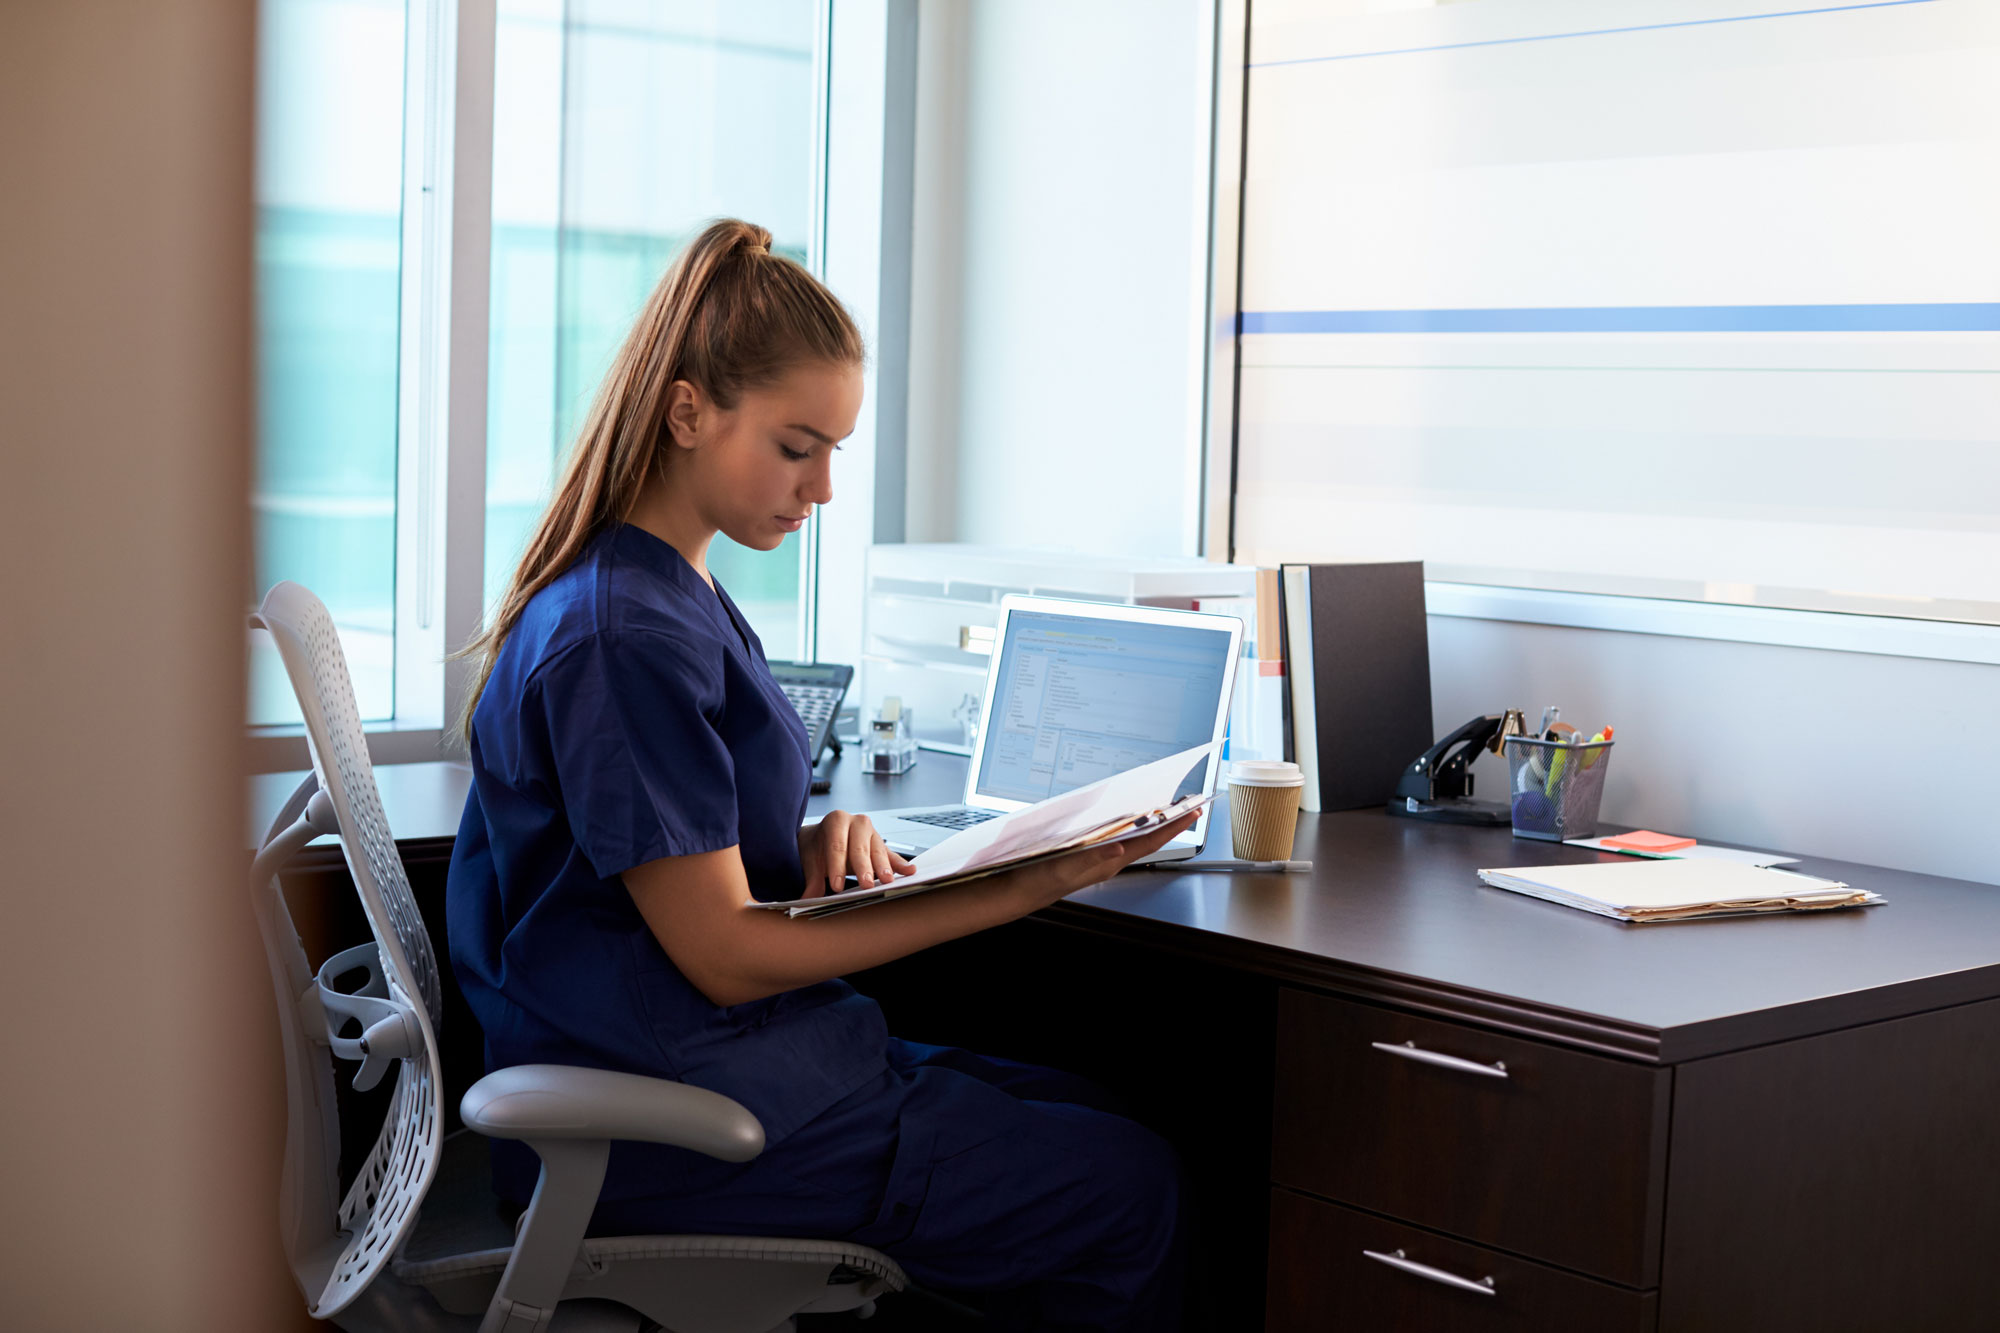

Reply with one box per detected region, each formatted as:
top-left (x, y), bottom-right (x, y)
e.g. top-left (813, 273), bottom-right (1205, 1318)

top-left (663, 380), bottom-right (704, 451)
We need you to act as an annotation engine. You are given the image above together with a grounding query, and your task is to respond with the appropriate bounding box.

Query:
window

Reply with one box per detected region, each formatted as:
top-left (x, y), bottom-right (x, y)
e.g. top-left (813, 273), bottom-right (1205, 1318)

top-left (1231, 0), bottom-right (2000, 638)
top-left (251, 0), bottom-right (409, 723)
top-left (252, 0), bottom-right (835, 744)
top-left (487, 0), bottom-right (825, 659)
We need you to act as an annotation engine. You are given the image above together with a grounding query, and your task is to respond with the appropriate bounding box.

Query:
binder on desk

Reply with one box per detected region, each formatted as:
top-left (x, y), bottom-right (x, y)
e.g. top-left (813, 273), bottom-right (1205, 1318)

top-left (1281, 562), bottom-right (1433, 812)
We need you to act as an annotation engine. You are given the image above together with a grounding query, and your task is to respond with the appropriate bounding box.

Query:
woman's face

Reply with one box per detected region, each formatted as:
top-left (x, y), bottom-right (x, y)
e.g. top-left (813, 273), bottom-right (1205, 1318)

top-left (675, 360), bottom-right (864, 552)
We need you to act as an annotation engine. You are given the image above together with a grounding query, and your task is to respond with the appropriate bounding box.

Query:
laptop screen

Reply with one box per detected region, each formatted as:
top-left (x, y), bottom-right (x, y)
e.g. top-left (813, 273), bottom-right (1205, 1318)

top-left (972, 607), bottom-right (1236, 806)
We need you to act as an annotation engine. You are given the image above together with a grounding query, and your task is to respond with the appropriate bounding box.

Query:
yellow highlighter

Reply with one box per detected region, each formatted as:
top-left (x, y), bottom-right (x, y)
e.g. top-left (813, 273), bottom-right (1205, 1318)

top-left (1542, 721), bottom-right (1579, 796)
top-left (1543, 744), bottom-right (1568, 796)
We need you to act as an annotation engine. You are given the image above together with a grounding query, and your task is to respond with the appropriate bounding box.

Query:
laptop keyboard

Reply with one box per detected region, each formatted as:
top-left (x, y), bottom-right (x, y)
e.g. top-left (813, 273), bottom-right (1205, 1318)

top-left (900, 807), bottom-right (1002, 830)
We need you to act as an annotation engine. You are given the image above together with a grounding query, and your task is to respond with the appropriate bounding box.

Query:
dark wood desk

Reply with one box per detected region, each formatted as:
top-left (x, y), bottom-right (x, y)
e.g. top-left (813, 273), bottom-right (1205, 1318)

top-left (258, 757), bottom-right (2000, 1332)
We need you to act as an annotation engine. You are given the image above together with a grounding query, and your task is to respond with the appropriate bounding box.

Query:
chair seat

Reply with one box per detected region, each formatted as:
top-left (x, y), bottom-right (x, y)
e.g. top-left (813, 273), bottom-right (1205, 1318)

top-left (394, 1134), bottom-right (906, 1328)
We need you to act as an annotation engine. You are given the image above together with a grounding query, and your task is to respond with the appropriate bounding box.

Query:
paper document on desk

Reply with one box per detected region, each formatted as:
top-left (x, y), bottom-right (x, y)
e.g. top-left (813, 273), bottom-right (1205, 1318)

top-left (1478, 859), bottom-right (1882, 924)
top-left (754, 744), bottom-right (1217, 920)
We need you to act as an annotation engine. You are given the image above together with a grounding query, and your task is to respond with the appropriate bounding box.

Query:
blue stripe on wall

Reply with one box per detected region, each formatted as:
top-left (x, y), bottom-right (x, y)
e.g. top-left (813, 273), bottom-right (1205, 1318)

top-left (1239, 305), bottom-right (2000, 335)
top-left (1251, 0), bottom-right (1937, 69)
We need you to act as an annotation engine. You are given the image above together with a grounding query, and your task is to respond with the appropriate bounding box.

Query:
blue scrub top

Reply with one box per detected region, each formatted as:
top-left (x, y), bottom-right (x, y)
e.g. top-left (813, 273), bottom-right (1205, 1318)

top-left (447, 523), bottom-right (889, 1199)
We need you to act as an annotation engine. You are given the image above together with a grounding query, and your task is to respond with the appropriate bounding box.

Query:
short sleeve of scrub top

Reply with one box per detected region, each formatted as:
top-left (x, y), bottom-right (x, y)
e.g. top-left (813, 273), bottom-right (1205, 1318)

top-left (533, 630), bottom-right (742, 876)
top-left (447, 524), bottom-right (890, 1206)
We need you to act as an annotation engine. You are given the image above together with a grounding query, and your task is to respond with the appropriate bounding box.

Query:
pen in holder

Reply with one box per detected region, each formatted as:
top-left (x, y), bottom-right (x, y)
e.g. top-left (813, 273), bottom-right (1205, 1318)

top-left (1503, 736), bottom-right (1614, 841)
top-left (862, 696), bottom-right (918, 775)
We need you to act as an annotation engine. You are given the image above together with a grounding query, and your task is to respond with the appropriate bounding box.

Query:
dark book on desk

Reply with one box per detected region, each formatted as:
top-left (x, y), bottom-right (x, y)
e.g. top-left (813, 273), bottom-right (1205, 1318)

top-left (1281, 562), bottom-right (1433, 812)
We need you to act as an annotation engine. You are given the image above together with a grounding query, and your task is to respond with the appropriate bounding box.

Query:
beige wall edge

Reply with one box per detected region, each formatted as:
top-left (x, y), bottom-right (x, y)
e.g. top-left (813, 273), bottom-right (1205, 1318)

top-left (0, 3), bottom-right (303, 1327)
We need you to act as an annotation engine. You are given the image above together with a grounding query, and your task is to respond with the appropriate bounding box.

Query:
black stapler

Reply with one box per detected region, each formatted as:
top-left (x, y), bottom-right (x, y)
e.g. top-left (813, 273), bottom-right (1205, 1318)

top-left (1386, 712), bottom-right (1520, 826)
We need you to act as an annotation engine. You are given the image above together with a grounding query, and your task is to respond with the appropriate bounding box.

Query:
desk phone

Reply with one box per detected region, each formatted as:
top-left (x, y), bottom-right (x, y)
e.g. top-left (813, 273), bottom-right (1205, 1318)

top-left (767, 661), bottom-right (853, 769)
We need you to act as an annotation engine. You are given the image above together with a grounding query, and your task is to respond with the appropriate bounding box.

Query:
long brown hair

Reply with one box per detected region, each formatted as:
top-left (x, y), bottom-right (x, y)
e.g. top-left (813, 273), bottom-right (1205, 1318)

top-left (455, 218), bottom-right (863, 739)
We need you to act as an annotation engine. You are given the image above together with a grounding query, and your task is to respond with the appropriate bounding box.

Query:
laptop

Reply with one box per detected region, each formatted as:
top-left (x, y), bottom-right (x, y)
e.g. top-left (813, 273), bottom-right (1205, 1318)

top-left (868, 594), bottom-right (1244, 866)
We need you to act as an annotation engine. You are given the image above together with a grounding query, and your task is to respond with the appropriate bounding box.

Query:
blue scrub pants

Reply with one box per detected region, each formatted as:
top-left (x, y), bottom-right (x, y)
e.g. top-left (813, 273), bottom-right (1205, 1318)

top-left (586, 1039), bottom-right (1186, 1332)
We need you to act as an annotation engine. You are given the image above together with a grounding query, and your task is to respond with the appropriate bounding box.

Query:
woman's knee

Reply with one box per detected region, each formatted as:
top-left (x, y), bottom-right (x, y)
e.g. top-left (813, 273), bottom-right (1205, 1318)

top-left (1076, 1112), bottom-right (1185, 1259)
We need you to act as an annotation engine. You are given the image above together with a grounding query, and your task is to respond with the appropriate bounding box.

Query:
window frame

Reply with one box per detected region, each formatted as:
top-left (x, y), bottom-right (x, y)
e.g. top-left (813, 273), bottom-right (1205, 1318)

top-left (813, 0), bottom-right (918, 674)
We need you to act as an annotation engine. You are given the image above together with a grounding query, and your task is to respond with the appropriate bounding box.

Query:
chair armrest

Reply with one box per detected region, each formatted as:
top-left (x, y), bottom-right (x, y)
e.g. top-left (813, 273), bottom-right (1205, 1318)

top-left (461, 1067), bottom-right (765, 1332)
top-left (460, 1064), bottom-right (765, 1162)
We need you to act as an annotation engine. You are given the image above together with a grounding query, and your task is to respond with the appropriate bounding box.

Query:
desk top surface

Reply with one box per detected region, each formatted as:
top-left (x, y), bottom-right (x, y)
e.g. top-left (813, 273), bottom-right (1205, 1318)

top-left (254, 753), bottom-right (2000, 1064)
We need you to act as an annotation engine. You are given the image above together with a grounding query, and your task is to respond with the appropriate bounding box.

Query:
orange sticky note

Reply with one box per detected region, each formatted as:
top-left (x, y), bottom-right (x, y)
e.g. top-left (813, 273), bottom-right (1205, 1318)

top-left (1601, 830), bottom-right (1696, 853)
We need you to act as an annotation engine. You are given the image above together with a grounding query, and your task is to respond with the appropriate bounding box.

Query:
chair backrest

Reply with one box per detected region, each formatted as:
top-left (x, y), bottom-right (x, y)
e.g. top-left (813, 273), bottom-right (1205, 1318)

top-left (250, 581), bottom-right (445, 1319)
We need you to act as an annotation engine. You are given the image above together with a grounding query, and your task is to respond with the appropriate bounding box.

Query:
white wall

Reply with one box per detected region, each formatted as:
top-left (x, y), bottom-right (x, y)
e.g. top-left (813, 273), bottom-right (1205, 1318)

top-left (1434, 618), bottom-right (2000, 887)
top-left (906, 0), bottom-right (1214, 556)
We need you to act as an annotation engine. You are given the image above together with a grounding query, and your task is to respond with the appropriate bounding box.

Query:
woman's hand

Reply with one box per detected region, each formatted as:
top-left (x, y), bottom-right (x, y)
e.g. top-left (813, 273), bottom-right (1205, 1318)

top-left (797, 811), bottom-right (916, 898)
top-left (990, 810), bottom-right (1200, 912)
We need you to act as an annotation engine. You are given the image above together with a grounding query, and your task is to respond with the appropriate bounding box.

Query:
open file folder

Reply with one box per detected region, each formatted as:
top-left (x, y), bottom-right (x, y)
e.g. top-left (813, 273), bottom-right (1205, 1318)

top-left (1477, 858), bottom-right (1882, 924)
top-left (757, 744), bottom-right (1217, 920)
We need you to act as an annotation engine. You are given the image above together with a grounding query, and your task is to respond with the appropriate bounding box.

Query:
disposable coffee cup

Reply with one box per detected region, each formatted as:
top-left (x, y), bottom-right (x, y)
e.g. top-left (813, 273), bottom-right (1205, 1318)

top-left (1228, 760), bottom-right (1304, 861)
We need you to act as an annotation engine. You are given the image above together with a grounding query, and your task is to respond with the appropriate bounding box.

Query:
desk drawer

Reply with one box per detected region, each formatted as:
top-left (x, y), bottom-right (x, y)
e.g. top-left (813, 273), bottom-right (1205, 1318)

top-left (1272, 988), bottom-right (1669, 1286)
top-left (1267, 1189), bottom-right (1657, 1333)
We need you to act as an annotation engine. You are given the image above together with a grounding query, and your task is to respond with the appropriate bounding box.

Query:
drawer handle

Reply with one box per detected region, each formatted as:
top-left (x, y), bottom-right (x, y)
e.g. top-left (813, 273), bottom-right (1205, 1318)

top-left (1362, 1247), bottom-right (1498, 1297)
top-left (1371, 1039), bottom-right (1509, 1079)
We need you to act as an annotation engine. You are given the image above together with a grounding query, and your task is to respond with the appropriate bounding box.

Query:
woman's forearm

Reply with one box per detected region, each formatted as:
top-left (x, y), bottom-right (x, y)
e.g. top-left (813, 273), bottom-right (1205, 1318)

top-left (624, 820), bottom-right (1185, 1009)
top-left (624, 848), bottom-right (1042, 1008)
top-left (705, 874), bottom-right (1037, 1005)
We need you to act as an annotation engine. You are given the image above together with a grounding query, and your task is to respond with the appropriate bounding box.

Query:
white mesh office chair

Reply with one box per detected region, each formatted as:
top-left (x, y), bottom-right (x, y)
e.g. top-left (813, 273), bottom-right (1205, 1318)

top-left (249, 581), bottom-right (906, 1333)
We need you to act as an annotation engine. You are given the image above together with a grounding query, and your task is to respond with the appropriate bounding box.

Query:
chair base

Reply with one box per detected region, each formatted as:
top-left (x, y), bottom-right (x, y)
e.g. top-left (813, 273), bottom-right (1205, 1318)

top-left (330, 1136), bottom-right (903, 1333)
top-left (333, 1280), bottom-right (646, 1333)
top-left (395, 1234), bottom-right (903, 1332)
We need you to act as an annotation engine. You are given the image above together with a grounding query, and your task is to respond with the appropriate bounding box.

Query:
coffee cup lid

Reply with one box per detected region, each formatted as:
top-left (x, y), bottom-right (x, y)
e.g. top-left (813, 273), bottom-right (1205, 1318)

top-left (1229, 760), bottom-right (1303, 787)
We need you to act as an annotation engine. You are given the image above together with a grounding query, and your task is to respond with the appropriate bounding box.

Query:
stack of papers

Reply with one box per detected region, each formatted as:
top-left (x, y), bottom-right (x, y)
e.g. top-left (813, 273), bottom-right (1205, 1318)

top-left (755, 744), bottom-right (1216, 920)
top-left (1477, 858), bottom-right (1882, 924)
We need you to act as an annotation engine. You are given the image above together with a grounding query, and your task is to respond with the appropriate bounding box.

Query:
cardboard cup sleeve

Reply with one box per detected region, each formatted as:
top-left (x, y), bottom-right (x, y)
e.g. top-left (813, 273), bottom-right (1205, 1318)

top-left (1228, 761), bottom-right (1304, 861)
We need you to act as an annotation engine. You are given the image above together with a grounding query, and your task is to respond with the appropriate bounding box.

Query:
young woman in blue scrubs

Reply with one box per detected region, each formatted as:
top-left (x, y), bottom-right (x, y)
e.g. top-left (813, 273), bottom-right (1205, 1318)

top-left (447, 219), bottom-right (1194, 1331)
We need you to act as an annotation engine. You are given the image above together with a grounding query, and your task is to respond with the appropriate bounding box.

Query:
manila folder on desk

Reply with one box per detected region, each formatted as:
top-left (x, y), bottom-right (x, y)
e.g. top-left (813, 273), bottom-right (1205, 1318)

top-left (1477, 858), bottom-right (1877, 923)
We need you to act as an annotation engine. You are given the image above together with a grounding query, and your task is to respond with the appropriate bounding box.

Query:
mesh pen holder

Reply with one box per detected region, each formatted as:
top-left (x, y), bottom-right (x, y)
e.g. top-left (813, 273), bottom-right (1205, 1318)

top-left (1504, 737), bottom-right (1614, 841)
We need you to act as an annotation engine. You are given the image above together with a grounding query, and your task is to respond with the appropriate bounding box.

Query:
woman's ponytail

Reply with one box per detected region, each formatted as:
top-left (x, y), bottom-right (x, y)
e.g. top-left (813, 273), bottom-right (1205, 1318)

top-left (453, 219), bottom-right (863, 741)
